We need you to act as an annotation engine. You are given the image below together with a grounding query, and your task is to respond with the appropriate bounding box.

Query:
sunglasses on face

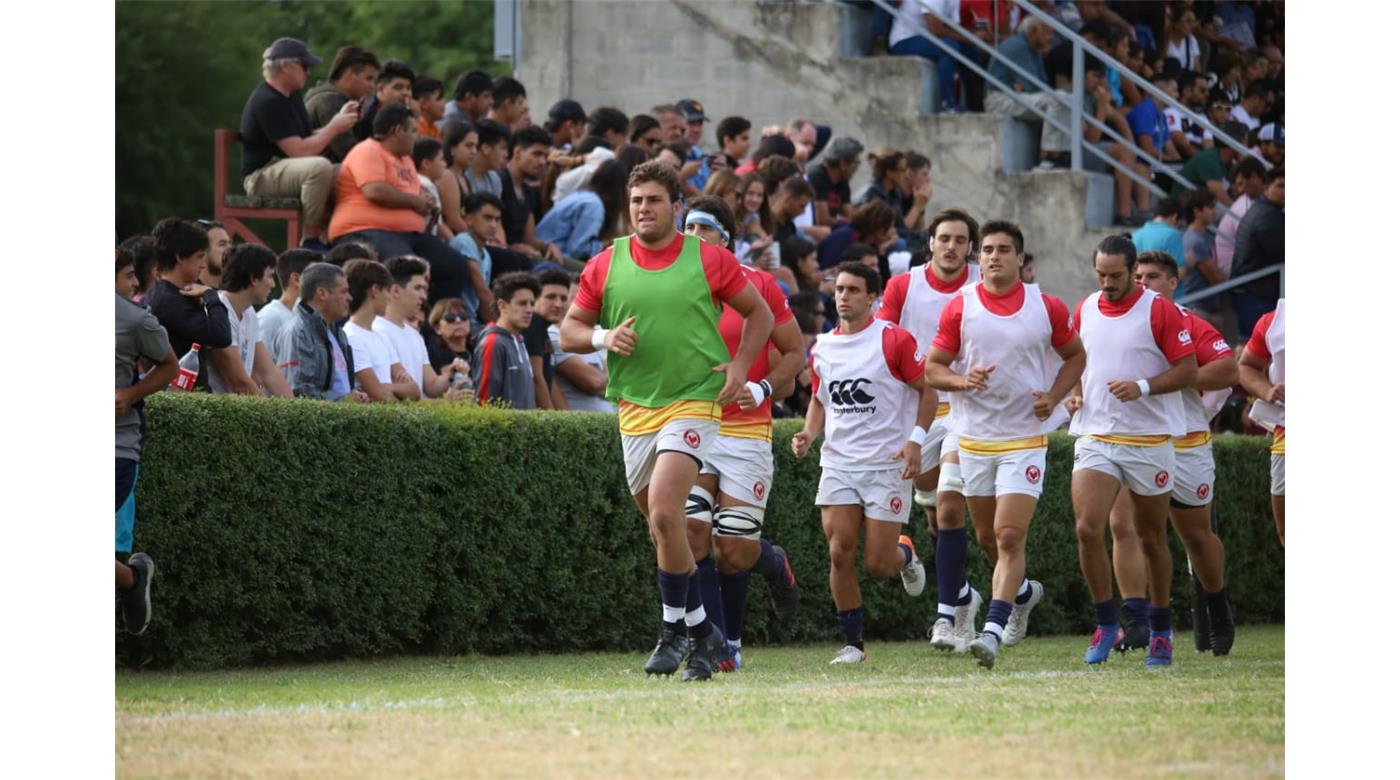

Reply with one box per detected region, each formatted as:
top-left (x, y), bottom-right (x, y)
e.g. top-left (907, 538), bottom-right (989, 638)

top-left (442, 312), bottom-right (468, 324)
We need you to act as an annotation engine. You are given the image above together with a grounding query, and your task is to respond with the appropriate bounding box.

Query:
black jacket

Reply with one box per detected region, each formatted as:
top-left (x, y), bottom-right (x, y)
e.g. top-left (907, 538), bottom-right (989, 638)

top-left (144, 279), bottom-right (231, 390)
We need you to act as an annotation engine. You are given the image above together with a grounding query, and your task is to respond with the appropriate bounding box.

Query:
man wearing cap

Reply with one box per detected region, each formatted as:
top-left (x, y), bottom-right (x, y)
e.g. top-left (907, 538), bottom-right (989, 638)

top-left (1253, 123), bottom-right (1283, 166)
top-left (1171, 121), bottom-right (1248, 207)
top-left (677, 98), bottom-right (713, 195)
top-left (240, 37), bottom-right (360, 246)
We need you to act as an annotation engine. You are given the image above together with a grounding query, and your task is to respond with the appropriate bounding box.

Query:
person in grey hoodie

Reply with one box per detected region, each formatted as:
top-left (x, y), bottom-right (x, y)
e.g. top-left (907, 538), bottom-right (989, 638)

top-left (473, 272), bottom-right (540, 409)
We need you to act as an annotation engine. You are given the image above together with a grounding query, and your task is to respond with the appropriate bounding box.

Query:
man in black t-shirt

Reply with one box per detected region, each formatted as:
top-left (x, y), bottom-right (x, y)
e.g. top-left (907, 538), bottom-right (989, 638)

top-left (806, 136), bottom-right (863, 227)
top-left (500, 125), bottom-right (562, 262)
top-left (522, 268), bottom-right (572, 409)
top-left (240, 37), bottom-right (359, 245)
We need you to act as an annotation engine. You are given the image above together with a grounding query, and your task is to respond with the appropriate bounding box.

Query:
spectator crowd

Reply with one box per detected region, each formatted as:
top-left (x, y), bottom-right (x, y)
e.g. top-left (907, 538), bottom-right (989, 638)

top-left (117, 0), bottom-right (1282, 421)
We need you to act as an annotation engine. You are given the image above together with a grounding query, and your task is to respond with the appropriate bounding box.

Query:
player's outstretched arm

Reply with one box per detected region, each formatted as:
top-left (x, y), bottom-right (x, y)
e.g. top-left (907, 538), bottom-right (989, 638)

top-left (1036, 335), bottom-right (1087, 419)
top-left (559, 304), bottom-right (601, 354)
top-left (925, 348), bottom-right (989, 392)
top-left (765, 318), bottom-right (806, 401)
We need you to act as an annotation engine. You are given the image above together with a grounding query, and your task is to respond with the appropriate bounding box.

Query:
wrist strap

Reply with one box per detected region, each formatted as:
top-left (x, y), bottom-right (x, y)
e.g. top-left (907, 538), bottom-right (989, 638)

top-left (591, 329), bottom-right (609, 350)
top-left (908, 425), bottom-right (928, 446)
top-left (1136, 379), bottom-right (1151, 397)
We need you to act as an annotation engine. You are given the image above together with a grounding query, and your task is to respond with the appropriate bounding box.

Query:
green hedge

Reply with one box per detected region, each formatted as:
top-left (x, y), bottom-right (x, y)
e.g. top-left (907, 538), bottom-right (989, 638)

top-left (117, 394), bottom-right (1283, 669)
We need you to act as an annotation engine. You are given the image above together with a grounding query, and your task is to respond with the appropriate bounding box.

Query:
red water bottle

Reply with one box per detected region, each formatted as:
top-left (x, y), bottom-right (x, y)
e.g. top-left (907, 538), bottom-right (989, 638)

top-left (170, 343), bottom-right (201, 391)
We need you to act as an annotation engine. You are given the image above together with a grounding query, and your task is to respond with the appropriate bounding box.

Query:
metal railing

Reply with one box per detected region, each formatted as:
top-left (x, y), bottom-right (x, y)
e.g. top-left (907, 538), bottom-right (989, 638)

top-left (856, 0), bottom-right (1258, 237)
top-left (1176, 263), bottom-right (1284, 306)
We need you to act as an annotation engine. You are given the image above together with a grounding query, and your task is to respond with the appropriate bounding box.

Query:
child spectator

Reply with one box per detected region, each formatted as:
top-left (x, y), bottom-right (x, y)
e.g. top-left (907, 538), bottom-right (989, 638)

top-left (473, 272), bottom-right (540, 409)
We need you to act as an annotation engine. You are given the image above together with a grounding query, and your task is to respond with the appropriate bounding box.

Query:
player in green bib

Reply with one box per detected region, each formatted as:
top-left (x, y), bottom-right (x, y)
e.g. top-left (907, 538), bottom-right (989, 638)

top-left (560, 161), bottom-right (773, 681)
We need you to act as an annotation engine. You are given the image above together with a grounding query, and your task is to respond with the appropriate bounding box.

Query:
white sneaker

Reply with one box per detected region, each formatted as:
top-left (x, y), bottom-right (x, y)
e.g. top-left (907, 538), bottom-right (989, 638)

top-left (898, 536), bottom-right (926, 596)
top-left (929, 618), bottom-right (959, 652)
top-left (1002, 580), bottom-right (1044, 647)
top-left (952, 587), bottom-right (983, 653)
top-left (969, 633), bottom-right (1000, 669)
top-left (829, 645), bottom-right (867, 665)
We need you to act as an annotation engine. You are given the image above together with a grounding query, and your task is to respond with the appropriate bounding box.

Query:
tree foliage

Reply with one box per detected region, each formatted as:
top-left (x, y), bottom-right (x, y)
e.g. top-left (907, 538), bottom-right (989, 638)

top-left (116, 0), bottom-right (501, 241)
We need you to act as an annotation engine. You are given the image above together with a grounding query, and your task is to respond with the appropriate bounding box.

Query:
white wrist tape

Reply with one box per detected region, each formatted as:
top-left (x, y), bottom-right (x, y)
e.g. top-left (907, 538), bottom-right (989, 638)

top-left (744, 381), bottom-right (768, 405)
top-left (591, 329), bottom-right (610, 350)
top-left (1136, 379), bottom-right (1151, 396)
top-left (908, 425), bottom-right (928, 446)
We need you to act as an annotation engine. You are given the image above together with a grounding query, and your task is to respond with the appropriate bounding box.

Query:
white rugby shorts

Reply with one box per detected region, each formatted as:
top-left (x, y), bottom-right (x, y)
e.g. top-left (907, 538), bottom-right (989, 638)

top-left (815, 466), bottom-right (913, 524)
top-left (1073, 437), bottom-right (1174, 496)
top-left (1270, 453), bottom-right (1285, 496)
top-left (959, 444), bottom-right (1049, 499)
top-left (918, 416), bottom-right (954, 474)
top-left (700, 433), bottom-right (774, 509)
top-left (1172, 442), bottom-right (1215, 507)
top-left (621, 418), bottom-right (719, 496)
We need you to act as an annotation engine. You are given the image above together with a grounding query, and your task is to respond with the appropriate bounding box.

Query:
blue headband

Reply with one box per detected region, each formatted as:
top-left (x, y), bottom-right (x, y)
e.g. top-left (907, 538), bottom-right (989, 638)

top-left (684, 211), bottom-right (730, 245)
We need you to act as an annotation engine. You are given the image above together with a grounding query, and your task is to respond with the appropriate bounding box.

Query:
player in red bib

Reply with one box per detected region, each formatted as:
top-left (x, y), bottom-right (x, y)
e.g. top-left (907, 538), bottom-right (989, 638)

top-left (792, 262), bottom-right (935, 665)
top-left (1238, 299), bottom-right (1284, 547)
top-left (925, 220), bottom-right (1085, 668)
top-left (876, 208), bottom-right (991, 652)
top-left (1068, 236), bottom-right (1197, 668)
top-left (679, 196), bottom-right (806, 672)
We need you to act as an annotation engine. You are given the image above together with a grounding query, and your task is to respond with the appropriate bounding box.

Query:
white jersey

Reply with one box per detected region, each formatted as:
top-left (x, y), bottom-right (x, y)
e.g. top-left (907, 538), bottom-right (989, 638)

top-left (1249, 298), bottom-right (1285, 429)
top-left (1070, 289), bottom-right (1187, 438)
top-left (374, 315), bottom-right (431, 392)
top-left (947, 283), bottom-right (1060, 441)
top-left (812, 319), bottom-right (920, 471)
top-left (1176, 304), bottom-right (1231, 435)
top-left (895, 263), bottom-right (980, 406)
top-left (209, 292), bottom-right (258, 395)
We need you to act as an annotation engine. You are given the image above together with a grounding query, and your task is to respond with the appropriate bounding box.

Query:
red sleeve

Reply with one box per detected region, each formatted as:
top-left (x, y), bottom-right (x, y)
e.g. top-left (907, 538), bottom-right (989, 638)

top-left (572, 246), bottom-right (614, 315)
top-left (1188, 313), bottom-right (1232, 365)
top-left (1072, 298), bottom-right (1086, 334)
top-left (700, 243), bottom-right (749, 303)
top-left (1043, 294), bottom-right (1074, 348)
top-left (930, 294), bottom-right (964, 355)
top-left (882, 325), bottom-right (925, 383)
top-left (809, 347), bottom-right (821, 395)
top-left (476, 332), bottom-right (498, 404)
top-left (875, 273), bottom-right (910, 323)
top-left (757, 270), bottom-right (794, 326)
top-left (1245, 311), bottom-right (1275, 360)
top-left (1150, 295), bottom-right (1195, 362)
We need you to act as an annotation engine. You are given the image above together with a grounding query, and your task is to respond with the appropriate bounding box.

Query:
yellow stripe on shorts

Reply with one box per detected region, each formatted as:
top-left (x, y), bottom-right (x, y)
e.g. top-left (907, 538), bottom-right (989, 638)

top-left (1173, 431), bottom-right (1213, 450)
top-left (618, 399), bottom-right (722, 437)
top-left (717, 420), bottom-right (774, 442)
top-left (959, 435), bottom-right (1049, 455)
top-left (1088, 433), bottom-right (1173, 447)
top-left (934, 402), bottom-right (951, 420)
top-left (1271, 427), bottom-right (1285, 455)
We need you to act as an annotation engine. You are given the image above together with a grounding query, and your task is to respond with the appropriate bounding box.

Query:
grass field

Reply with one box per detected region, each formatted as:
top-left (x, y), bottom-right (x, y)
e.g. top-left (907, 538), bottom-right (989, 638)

top-left (117, 625), bottom-right (1283, 778)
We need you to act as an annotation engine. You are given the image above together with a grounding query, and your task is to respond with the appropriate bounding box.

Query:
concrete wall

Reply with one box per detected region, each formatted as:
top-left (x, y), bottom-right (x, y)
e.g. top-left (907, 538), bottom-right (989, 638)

top-left (515, 0), bottom-right (1113, 302)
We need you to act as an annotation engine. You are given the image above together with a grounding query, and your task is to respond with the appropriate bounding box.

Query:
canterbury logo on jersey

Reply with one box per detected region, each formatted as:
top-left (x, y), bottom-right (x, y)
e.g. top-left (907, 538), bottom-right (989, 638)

top-left (827, 378), bottom-right (876, 412)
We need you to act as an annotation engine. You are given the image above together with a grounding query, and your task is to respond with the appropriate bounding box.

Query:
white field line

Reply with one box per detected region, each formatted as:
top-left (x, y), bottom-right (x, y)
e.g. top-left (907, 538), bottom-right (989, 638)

top-left (118, 669), bottom-right (1098, 724)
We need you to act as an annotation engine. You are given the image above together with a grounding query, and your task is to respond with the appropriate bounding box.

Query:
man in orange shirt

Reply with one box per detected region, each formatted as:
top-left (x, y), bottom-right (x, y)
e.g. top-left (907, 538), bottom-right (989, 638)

top-left (329, 103), bottom-right (492, 318)
top-left (413, 77), bottom-right (444, 140)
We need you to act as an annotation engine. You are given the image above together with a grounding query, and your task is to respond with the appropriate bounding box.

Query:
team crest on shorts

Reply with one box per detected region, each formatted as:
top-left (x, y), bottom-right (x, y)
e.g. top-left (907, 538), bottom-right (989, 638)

top-left (1196, 483), bottom-right (1210, 500)
top-left (890, 496), bottom-right (903, 514)
top-left (1155, 470), bottom-right (1170, 488)
top-left (683, 429), bottom-right (701, 449)
top-left (753, 481), bottom-right (766, 500)
top-left (1025, 465), bottom-right (1041, 484)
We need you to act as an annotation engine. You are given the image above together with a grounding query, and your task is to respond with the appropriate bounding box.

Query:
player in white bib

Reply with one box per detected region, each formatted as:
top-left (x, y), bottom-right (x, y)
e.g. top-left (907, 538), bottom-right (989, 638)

top-left (925, 220), bottom-right (1085, 668)
top-left (876, 208), bottom-right (991, 652)
top-left (1114, 252), bottom-right (1238, 655)
top-left (792, 262), bottom-right (933, 665)
top-left (1238, 299), bottom-right (1284, 547)
top-left (1069, 236), bottom-right (1198, 667)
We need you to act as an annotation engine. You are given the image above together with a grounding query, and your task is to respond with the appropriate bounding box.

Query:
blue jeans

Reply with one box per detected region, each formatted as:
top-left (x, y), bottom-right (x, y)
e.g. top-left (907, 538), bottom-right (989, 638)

top-left (889, 35), bottom-right (969, 109)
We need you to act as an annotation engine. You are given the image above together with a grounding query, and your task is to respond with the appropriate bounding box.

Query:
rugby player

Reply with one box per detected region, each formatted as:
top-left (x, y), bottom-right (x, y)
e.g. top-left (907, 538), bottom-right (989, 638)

top-left (1238, 299), bottom-right (1284, 547)
top-left (681, 196), bottom-right (806, 671)
top-left (792, 262), bottom-right (933, 665)
top-left (1069, 236), bottom-right (1197, 667)
top-left (925, 220), bottom-right (1085, 668)
top-left (559, 161), bottom-right (774, 682)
